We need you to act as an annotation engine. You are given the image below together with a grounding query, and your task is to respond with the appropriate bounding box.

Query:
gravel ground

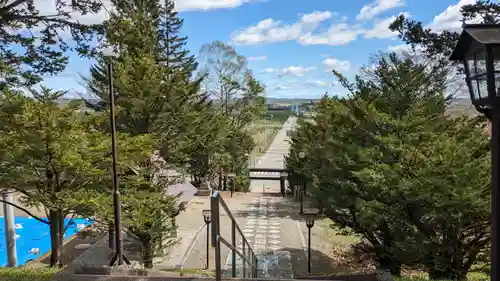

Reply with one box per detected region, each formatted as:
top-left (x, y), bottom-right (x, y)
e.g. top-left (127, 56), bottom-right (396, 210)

top-left (297, 215), bottom-right (373, 277)
top-left (161, 192), bottom-right (261, 271)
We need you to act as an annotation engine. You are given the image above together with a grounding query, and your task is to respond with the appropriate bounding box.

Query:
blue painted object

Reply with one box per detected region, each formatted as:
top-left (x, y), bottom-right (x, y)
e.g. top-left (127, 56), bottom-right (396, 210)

top-left (0, 217), bottom-right (91, 266)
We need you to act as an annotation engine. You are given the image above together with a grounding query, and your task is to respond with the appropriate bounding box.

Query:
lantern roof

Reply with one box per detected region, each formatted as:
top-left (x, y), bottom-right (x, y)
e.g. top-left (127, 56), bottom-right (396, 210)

top-left (449, 24), bottom-right (500, 61)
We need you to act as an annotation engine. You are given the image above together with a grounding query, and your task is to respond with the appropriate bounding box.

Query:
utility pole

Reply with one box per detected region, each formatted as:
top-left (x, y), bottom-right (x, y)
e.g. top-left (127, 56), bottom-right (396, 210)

top-left (265, 118), bottom-right (268, 144)
top-left (3, 192), bottom-right (17, 267)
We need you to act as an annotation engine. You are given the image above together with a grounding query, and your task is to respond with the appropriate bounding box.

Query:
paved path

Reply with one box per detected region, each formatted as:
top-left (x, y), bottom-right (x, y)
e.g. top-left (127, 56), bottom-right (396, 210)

top-left (250, 117), bottom-right (297, 193)
top-left (221, 117), bottom-right (305, 279)
top-left (224, 194), bottom-right (304, 279)
top-left (176, 117), bottom-right (308, 279)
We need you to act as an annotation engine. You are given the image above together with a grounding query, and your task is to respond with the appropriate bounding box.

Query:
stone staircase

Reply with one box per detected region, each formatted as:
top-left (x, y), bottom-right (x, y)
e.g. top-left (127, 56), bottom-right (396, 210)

top-left (224, 250), bottom-right (293, 279)
top-left (222, 196), bottom-right (294, 279)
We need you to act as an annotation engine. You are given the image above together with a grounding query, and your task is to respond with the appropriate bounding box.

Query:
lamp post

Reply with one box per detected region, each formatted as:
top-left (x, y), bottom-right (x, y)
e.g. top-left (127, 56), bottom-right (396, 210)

top-left (293, 185), bottom-right (300, 201)
top-left (227, 172), bottom-right (236, 197)
top-left (202, 209), bottom-right (212, 270)
top-left (449, 24), bottom-right (500, 281)
top-left (298, 151), bottom-right (306, 215)
top-left (102, 47), bottom-right (128, 267)
top-left (244, 153), bottom-right (250, 169)
top-left (280, 171), bottom-right (288, 198)
top-left (303, 209), bottom-right (320, 274)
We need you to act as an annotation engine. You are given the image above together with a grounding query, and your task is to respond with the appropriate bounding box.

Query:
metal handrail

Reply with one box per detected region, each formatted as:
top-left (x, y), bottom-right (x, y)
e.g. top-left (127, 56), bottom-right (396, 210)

top-left (211, 191), bottom-right (258, 281)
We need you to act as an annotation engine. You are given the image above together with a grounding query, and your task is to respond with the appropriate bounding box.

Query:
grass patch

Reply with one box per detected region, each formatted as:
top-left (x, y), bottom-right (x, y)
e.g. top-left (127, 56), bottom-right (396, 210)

top-left (395, 271), bottom-right (489, 281)
top-left (159, 267), bottom-right (216, 277)
top-left (317, 217), bottom-right (360, 249)
top-left (249, 119), bottom-right (282, 157)
top-left (316, 218), bottom-right (490, 281)
top-left (0, 267), bottom-right (61, 281)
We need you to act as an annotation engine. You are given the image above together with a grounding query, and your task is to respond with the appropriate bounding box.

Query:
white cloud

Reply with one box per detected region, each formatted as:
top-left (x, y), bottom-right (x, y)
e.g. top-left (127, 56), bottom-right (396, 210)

top-left (301, 10), bottom-right (335, 23)
top-left (363, 13), bottom-right (407, 39)
top-left (272, 79), bottom-right (329, 91)
top-left (274, 84), bottom-right (294, 91)
top-left (387, 44), bottom-right (411, 53)
top-left (263, 66), bottom-right (316, 77)
top-left (230, 10), bottom-right (334, 45)
top-left (174, 0), bottom-right (260, 11)
top-left (387, 44), bottom-right (423, 55)
top-left (248, 56), bottom-right (268, 61)
top-left (322, 58), bottom-right (351, 71)
top-left (33, 0), bottom-right (258, 32)
top-left (31, 0), bottom-right (111, 35)
top-left (357, 0), bottom-right (405, 21)
top-left (299, 23), bottom-right (363, 46)
top-left (425, 0), bottom-right (477, 32)
top-left (305, 80), bottom-right (328, 87)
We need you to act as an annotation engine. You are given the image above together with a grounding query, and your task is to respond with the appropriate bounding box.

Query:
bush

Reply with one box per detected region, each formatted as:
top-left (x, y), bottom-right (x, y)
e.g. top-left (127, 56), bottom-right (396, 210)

top-left (0, 268), bottom-right (61, 281)
top-left (286, 54), bottom-right (491, 279)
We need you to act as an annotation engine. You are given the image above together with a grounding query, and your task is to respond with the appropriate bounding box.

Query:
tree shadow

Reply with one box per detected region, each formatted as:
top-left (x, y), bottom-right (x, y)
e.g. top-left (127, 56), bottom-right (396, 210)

top-left (231, 192), bottom-right (310, 222)
top-left (28, 234), bottom-right (102, 267)
top-left (277, 247), bottom-right (366, 278)
top-left (219, 246), bottom-right (375, 280)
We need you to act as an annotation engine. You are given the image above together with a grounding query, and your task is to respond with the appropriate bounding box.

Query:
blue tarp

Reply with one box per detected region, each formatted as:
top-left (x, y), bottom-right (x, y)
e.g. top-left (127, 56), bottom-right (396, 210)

top-left (0, 217), bottom-right (91, 266)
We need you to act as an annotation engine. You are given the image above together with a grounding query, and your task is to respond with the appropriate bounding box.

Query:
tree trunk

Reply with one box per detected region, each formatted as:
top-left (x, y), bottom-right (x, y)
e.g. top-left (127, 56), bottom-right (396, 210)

top-left (59, 214), bottom-right (65, 246)
top-left (49, 210), bottom-right (63, 267)
top-left (108, 225), bottom-right (116, 250)
top-left (218, 171), bottom-right (222, 190)
top-left (427, 266), bottom-right (467, 280)
top-left (142, 239), bottom-right (154, 269)
top-left (377, 255), bottom-right (401, 276)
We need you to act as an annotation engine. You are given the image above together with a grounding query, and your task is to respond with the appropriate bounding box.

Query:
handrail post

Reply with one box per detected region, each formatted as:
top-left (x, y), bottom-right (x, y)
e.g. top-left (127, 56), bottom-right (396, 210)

top-left (210, 195), bottom-right (217, 247)
top-left (254, 255), bottom-right (258, 278)
top-left (210, 191), bottom-right (258, 281)
top-left (242, 241), bottom-right (246, 277)
top-left (211, 194), bottom-right (222, 281)
top-left (231, 221), bottom-right (236, 277)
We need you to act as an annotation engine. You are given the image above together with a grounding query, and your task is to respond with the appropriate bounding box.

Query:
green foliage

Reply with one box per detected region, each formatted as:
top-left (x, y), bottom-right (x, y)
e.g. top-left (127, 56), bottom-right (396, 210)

top-left (199, 41), bottom-right (266, 128)
top-left (0, 267), bottom-right (61, 281)
top-left (159, 0), bottom-right (199, 81)
top-left (91, 177), bottom-right (181, 268)
top-left (389, 0), bottom-right (499, 61)
top-left (80, 1), bottom-right (212, 267)
top-left (0, 88), bottom-right (152, 267)
top-left (198, 41), bottom-right (265, 189)
top-left (287, 53), bottom-right (491, 280)
top-left (83, 0), bottom-right (212, 168)
top-left (0, 0), bottom-right (104, 90)
top-left (267, 109), bottom-right (292, 124)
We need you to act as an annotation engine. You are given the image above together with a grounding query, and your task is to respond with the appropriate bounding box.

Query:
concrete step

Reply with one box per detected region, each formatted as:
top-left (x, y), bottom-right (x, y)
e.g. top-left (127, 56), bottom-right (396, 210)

top-left (223, 251), bottom-right (293, 279)
top-left (195, 189), bottom-right (211, 196)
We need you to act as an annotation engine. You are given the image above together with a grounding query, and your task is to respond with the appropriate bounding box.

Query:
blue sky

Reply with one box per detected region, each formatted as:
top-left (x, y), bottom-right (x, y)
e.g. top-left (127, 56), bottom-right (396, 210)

top-left (41, 0), bottom-right (474, 99)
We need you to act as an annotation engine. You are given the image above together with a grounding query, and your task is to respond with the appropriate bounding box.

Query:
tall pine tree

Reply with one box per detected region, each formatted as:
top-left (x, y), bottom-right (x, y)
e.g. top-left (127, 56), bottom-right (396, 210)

top-left (159, 0), bottom-right (199, 83)
top-left (83, 0), bottom-right (222, 181)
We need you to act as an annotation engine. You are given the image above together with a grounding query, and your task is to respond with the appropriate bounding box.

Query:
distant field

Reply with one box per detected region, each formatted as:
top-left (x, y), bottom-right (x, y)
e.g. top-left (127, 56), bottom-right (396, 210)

top-left (248, 119), bottom-right (282, 162)
top-left (266, 109), bottom-right (292, 124)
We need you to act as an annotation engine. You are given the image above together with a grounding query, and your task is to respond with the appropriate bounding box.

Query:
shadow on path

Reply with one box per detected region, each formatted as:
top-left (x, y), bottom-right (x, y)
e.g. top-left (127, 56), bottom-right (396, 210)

top-left (231, 192), bottom-right (306, 222)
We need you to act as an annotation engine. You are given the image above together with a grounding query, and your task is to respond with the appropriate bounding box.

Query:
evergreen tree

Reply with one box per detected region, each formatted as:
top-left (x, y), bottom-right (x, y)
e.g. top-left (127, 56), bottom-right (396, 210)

top-left (83, 0), bottom-right (208, 164)
top-left (159, 0), bottom-right (199, 82)
top-left (389, 0), bottom-right (500, 60)
top-left (0, 88), bottom-right (151, 267)
top-left (287, 54), bottom-right (491, 278)
top-left (0, 0), bottom-right (104, 90)
top-left (198, 41), bottom-right (266, 190)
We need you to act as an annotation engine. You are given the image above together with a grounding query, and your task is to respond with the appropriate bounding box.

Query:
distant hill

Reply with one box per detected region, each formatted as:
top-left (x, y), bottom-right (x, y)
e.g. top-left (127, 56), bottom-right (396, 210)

top-left (55, 97), bottom-right (478, 117)
top-left (266, 98), bottom-right (319, 105)
top-left (447, 98), bottom-right (478, 117)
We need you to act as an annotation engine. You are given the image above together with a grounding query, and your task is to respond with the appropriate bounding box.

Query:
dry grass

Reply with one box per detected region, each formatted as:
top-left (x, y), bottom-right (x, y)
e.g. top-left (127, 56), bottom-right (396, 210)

top-left (316, 218), bottom-right (490, 281)
top-left (248, 119), bottom-right (281, 157)
top-left (0, 267), bottom-right (61, 281)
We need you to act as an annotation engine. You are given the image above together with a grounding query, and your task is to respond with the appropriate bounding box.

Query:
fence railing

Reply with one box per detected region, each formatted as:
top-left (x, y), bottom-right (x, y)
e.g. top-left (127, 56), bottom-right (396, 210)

top-left (211, 191), bottom-right (258, 281)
